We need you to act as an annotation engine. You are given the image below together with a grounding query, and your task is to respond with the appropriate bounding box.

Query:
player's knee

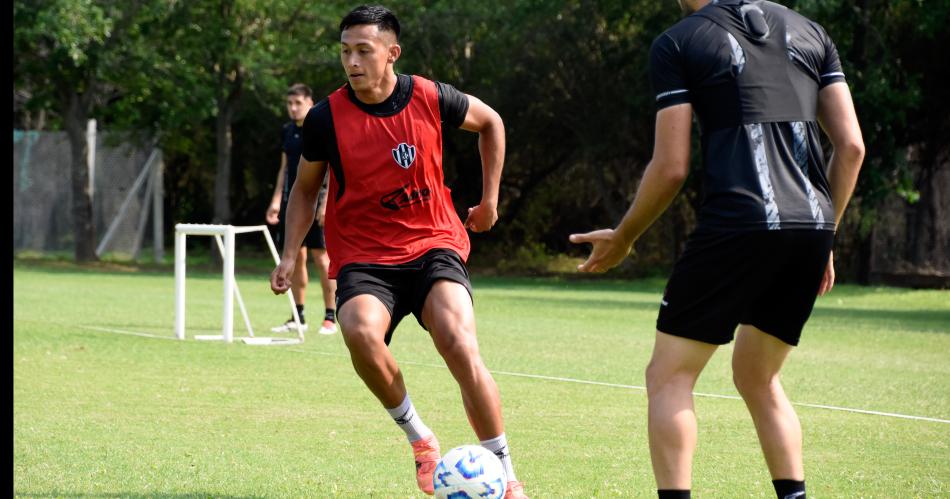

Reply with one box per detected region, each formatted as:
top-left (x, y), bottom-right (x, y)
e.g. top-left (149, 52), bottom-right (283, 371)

top-left (339, 317), bottom-right (386, 351)
top-left (732, 364), bottom-right (776, 396)
top-left (434, 327), bottom-right (479, 364)
top-left (313, 250), bottom-right (330, 268)
top-left (645, 359), bottom-right (694, 398)
top-left (645, 361), bottom-right (670, 397)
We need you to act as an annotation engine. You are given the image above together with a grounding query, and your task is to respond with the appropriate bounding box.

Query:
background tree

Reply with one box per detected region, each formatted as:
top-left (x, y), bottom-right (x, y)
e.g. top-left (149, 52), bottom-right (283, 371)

top-left (157, 0), bottom-right (332, 226)
top-left (13, 0), bottom-right (949, 284)
top-left (13, 0), bottom-right (166, 261)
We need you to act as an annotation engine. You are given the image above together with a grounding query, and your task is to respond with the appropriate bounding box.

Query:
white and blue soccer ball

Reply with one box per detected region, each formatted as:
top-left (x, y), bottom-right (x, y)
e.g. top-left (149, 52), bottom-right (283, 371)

top-left (432, 445), bottom-right (507, 499)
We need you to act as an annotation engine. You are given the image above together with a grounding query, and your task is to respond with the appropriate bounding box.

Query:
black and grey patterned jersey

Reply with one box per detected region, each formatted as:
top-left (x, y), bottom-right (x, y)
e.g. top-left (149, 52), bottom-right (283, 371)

top-left (650, 0), bottom-right (844, 231)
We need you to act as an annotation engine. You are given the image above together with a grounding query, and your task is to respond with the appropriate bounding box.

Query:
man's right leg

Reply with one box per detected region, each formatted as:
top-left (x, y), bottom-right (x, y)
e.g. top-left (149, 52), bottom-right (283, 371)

top-left (645, 331), bottom-right (718, 493)
top-left (338, 294), bottom-right (440, 495)
top-left (311, 247), bottom-right (338, 335)
top-left (338, 294), bottom-right (405, 407)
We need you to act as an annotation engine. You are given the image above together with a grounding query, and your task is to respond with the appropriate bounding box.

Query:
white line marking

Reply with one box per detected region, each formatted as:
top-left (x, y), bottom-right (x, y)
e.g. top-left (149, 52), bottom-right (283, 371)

top-left (78, 325), bottom-right (179, 340)
top-left (81, 325), bottom-right (950, 424)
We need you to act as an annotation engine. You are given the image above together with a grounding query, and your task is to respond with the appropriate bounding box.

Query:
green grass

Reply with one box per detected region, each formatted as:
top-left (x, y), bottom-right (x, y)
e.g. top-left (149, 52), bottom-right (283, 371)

top-left (13, 260), bottom-right (950, 498)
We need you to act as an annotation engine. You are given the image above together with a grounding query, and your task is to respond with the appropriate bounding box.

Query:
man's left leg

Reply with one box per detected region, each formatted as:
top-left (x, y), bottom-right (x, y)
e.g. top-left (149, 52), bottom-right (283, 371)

top-left (272, 247), bottom-right (309, 332)
top-left (732, 325), bottom-right (805, 499)
top-left (422, 280), bottom-right (527, 499)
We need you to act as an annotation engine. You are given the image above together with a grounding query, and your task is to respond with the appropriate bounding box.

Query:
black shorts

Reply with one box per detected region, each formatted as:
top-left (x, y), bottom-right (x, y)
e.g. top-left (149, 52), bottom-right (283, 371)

top-left (656, 229), bottom-right (834, 346)
top-left (335, 249), bottom-right (474, 345)
top-left (276, 204), bottom-right (326, 251)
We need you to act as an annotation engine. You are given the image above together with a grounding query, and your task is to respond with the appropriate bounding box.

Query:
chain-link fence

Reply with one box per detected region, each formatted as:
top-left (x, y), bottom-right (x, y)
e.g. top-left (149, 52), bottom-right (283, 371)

top-left (13, 126), bottom-right (162, 260)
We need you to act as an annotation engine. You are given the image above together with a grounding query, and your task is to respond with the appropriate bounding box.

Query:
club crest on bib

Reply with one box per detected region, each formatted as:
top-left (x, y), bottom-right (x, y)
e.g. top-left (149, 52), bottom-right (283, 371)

top-left (392, 142), bottom-right (417, 169)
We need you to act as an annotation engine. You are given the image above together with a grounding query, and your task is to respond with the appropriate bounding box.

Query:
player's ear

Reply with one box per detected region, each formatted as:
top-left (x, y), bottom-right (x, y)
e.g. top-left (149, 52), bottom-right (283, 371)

top-left (388, 43), bottom-right (401, 64)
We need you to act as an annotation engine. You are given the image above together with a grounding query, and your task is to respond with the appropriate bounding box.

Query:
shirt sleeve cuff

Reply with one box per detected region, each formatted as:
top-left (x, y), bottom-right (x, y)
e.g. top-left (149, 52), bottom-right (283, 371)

top-left (819, 72), bottom-right (846, 88)
top-left (655, 89), bottom-right (690, 110)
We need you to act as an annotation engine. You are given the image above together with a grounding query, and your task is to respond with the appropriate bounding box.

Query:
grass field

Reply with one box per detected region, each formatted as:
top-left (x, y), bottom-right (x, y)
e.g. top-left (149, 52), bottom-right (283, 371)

top-left (13, 259), bottom-right (950, 498)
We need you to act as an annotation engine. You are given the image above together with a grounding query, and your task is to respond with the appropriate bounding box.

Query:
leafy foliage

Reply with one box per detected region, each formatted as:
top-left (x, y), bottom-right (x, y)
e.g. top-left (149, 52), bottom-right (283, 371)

top-left (13, 0), bottom-right (948, 278)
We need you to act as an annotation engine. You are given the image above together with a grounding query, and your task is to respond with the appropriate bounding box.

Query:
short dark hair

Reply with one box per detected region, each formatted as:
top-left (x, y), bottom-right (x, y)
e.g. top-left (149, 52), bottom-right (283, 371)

top-left (339, 5), bottom-right (400, 40)
top-left (286, 83), bottom-right (312, 98)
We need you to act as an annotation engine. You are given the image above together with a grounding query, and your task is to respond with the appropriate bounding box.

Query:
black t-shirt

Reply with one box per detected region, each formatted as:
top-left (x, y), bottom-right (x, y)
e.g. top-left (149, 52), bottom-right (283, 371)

top-left (650, 0), bottom-right (844, 231)
top-left (281, 121), bottom-right (328, 212)
top-left (300, 74), bottom-right (469, 199)
top-left (280, 121), bottom-right (304, 202)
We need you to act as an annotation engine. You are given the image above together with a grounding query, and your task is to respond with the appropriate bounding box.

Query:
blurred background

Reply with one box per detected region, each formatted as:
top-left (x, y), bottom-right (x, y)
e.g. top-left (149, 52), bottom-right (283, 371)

top-left (12, 0), bottom-right (949, 287)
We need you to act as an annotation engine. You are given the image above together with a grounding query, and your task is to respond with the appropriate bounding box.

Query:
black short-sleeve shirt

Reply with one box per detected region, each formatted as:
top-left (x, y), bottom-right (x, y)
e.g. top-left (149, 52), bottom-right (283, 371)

top-left (280, 122), bottom-right (303, 201)
top-left (649, 0), bottom-right (844, 231)
top-left (280, 121), bottom-right (327, 211)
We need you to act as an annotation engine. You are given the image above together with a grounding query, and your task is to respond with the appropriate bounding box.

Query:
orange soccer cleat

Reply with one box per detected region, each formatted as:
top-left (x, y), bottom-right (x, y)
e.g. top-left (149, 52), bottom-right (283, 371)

top-left (504, 480), bottom-right (529, 499)
top-left (411, 434), bottom-right (441, 495)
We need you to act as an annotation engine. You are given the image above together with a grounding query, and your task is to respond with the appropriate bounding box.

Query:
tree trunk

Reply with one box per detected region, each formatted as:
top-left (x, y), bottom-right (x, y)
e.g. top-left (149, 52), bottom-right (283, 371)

top-left (212, 62), bottom-right (243, 226)
top-left (910, 143), bottom-right (949, 271)
top-left (213, 103), bottom-right (233, 225)
top-left (64, 92), bottom-right (97, 262)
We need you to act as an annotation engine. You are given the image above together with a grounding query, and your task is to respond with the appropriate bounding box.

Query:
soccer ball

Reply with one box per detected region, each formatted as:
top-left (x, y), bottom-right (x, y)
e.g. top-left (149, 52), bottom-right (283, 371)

top-left (433, 445), bottom-right (507, 499)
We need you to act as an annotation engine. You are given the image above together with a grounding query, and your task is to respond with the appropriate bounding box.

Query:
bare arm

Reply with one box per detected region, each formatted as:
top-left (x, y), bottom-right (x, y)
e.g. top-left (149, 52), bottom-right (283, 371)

top-left (817, 82), bottom-right (865, 226)
top-left (459, 94), bottom-right (505, 232)
top-left (815, 81), bottom-right (865, 295)
top-left (570, 103), bottom-right (693, 272)
top-left (270, 157), bottom-right (328, 294)
top-left (266, 153), bottom-right (288, 225)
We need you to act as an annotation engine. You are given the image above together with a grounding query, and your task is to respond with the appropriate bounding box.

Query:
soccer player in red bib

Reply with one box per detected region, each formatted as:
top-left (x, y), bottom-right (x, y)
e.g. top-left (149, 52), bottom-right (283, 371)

top-left (270, 6), bottom-right (527, 498)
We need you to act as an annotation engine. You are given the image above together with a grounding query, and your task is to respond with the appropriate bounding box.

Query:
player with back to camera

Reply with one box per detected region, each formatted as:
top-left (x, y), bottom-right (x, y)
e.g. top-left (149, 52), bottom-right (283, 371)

top-left (570, 1), bottom-right (864, 498)
top-left (266, 83), bottom-right (338, 336)
top-left (270, 5), bottom-right (528, 498)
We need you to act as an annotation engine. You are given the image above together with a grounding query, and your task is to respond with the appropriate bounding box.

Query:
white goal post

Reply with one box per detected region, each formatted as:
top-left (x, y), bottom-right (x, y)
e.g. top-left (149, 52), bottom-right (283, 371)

top-left (174, 223), bottom-right (303, 345)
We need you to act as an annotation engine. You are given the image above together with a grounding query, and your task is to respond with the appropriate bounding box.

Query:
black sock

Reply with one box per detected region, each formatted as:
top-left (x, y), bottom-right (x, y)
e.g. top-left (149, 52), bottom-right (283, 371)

top-left (324, 308), bottom-right (336, 322)
top-left (295, 304), bottom-right (305, 323)
top-left (773, 479), bottom-right (805, 499)
top-left (658, 490), bottom-right (690, 499)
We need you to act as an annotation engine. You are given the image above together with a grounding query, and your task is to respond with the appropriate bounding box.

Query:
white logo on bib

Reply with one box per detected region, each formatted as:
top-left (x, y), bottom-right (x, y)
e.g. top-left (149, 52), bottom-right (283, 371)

top-left (392, 143), bottom-right (416, 169)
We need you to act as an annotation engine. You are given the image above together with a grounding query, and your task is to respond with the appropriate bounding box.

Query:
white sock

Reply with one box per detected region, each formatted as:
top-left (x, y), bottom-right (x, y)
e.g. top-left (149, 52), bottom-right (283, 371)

top-left (385, 394), bottom-right (433, 443)
top-left (480, 433), bottom-right (517, 482)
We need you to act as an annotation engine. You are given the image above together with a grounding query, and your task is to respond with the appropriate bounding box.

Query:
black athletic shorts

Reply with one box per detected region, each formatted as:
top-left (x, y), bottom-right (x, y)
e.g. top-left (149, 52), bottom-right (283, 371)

top-left (276, 203), bottom-right (326, 251)
top-left (656, 229), bottom-right (834, 346)
top-left (335, 249), bottom-right (474, 345)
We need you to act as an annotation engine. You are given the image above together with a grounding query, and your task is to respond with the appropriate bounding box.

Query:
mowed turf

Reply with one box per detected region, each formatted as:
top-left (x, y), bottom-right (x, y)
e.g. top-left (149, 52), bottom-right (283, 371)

top-left (13, 260), bottom-right (950, 498)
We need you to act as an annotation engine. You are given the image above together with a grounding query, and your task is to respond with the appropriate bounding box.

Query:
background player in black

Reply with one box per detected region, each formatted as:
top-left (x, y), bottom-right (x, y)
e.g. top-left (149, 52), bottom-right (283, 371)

top-left (266, 83), bottom-right (337, 336)
top-left (570, 1), bottom-right (864, 497)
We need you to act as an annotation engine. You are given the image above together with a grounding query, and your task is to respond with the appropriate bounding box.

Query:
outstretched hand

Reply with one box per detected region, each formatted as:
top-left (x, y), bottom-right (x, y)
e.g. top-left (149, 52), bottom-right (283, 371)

top-left (270, 258), bottom-right (296, 295)
top-left (464, 202), bottom-right (498, 233)
top-left (569, 229), bottom-right (633, 273)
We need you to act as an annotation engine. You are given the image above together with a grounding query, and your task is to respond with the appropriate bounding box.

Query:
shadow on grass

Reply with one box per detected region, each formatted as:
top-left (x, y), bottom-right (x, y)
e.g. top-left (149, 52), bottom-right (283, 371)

top-left (472, 274), bottom-right (668, 294)
top-left (479, 292), bottom-right (663, 313)
top-left (811, 306), bottom-right (950, 334)
top-left (13, 256), bottom-right (275, 278)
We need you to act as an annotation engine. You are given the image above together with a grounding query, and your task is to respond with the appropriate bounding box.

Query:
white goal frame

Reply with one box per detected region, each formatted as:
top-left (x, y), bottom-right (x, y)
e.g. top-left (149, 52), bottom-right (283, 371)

top-left (174, 223), bottom-right (303, 345)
